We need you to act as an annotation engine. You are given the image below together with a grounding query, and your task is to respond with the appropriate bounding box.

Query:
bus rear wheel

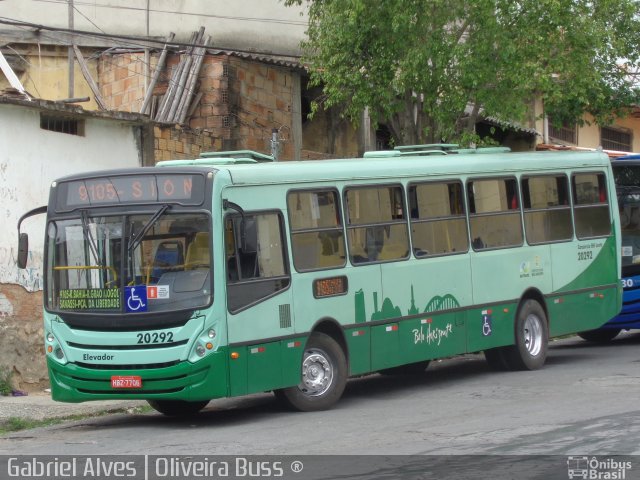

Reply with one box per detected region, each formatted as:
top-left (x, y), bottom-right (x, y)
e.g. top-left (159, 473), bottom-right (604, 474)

top-left (578, 328), bottom-right (621, 343)
top-left (502, 299), bottom-right (548, 371)
top-left (275, 332), bottom-right (347, 412)
top-left (147, 399), bottom-right (209, 416)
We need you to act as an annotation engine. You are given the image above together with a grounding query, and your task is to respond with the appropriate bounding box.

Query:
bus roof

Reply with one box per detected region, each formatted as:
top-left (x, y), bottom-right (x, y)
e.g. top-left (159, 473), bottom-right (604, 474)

top-left (51, 150), bottom-right (610, 187)
top-left (157, 150), bottom-right (275, 166)
top-left (216, 150), bottom-right (610, 186)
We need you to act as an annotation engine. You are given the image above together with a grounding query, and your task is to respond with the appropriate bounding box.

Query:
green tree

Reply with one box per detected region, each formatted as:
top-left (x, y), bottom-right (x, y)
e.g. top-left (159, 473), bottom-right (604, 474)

top-left (286, 0), bottom-right (640, 146)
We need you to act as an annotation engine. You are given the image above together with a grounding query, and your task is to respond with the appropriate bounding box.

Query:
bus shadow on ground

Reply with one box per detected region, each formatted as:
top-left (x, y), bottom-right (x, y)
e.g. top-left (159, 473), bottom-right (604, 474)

top-left (70, 335), bottom-right (631, 430)
top-left (550, 331), bottom-right (640, 350)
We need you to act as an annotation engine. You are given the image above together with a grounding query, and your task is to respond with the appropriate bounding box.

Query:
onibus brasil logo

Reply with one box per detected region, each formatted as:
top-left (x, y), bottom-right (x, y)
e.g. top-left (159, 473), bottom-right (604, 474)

top-left (567, 456), bottom-right (632, 479)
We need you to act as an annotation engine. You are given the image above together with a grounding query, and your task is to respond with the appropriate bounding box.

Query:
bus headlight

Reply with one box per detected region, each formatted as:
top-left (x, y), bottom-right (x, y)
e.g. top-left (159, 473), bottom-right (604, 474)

top-left (208, 329), bottom-right (216, 339)
top-left (46, 332), bottom-right (67, 364)
top-left (195, 344), bottom-right (206, 357)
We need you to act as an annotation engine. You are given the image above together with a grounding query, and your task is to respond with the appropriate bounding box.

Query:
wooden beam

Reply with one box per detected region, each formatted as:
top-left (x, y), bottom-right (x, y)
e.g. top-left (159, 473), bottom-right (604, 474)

top-left (72, 45), bottom-right (107, 110)
top-left (0, 50), bottom-right (30, 99)
top-left (140, 32), bottom-right (175, 115)
top-left (177, 35), bottom-right (209, 124)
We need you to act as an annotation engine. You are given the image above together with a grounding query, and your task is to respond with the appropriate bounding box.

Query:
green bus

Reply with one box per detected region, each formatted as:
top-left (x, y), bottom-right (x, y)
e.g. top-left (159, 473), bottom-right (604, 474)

top-left (17, 147), bottom-right (621, 415)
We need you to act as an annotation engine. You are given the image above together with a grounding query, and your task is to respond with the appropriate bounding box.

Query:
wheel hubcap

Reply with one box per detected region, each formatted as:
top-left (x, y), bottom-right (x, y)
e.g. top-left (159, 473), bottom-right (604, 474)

top-left (523, 314), bottom-right (543, 356)
top-left (300, 349), bottom-right (333, 396)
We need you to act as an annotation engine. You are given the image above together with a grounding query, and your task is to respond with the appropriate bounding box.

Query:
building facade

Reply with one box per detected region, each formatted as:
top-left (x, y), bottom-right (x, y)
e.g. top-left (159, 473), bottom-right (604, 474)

top-left (0, 97), bottom-right (151, 390)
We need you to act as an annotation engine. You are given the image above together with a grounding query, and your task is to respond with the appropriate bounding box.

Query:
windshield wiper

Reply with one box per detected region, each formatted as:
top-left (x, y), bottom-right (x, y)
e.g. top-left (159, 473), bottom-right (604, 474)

top-left (80, 210), bottom-right (101, 266)
top-left (128, 204), bottom-right (171, 253)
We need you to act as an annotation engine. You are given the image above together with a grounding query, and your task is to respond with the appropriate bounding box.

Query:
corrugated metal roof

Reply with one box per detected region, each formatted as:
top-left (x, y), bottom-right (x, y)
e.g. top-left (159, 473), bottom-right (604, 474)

top-left (481, 115), bottom-right (540, 136)
top-left (0, 95), bottom-right (150, 124)
top-left (464, 104), bottom-right (541, 136)
top-left (207, 48), bottom-right (303, 70)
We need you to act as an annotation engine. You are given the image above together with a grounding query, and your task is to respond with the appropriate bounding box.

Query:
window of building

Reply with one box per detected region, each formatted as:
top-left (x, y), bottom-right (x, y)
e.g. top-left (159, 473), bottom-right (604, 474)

top-left (345, 185), bottom-right (409, 264)
top-left (40, 114), bottom-right (84, 136)
top-left (521, 175), bottom-right (573, 244)
top-left (548, 118), bottom-right (577, 144)
top-left (467, 177), bottom-right (523, 250)
top-left (408, 181), bottom-right (468, 257)
top-left (572, 172), bottom-right (612, 239)
top-left (601, 126), bottom-right (632, 152)
top-left (225, 212), bottom-right (290, 312)
top-left (287, 189), bottom-right (346, 271)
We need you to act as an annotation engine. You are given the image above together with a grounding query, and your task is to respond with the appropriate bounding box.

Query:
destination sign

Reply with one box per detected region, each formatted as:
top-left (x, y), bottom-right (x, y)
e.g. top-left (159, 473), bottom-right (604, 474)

top-left (57, 174), bottom-right (205, 209)
top-left (59, 288), bottom-right (121, 310)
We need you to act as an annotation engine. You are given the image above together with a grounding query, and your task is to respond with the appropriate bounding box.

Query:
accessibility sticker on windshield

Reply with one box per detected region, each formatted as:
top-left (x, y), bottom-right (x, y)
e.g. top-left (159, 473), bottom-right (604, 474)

top-left (125, 286), bottom-right (148, 312)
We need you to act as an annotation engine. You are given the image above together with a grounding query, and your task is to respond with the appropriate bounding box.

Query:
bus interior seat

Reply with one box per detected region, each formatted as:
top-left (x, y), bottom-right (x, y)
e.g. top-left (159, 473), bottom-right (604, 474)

top-left (185, 233), bottom-right (210, 269)
top-left (378, 243), bottom-right (409, 260)
top-left (152, 241), bottom-right (184, 277)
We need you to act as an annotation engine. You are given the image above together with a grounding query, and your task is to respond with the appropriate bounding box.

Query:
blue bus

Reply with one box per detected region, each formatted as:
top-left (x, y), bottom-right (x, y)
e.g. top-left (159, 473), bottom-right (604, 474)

top-left (580, 154), bottom-right (640, 342)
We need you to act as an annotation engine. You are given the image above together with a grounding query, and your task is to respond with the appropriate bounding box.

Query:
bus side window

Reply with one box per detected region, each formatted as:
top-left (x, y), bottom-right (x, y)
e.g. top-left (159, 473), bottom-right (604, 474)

top-left (467, 177), bottom-right (523, 250)
top-left (287, 189), bottom-right (346, 271)
top-left (226, 212), bottom-right (290, 312)
top-left (572, 172), bottom-right (611, 239)
top-left (226, 217), bottom-right (258, 280)
top-left (345, 185), bottom-right (409, 264)
top-left (521, 174), bottom-right (573, 244)
top-left (409, 181), bottom-right (468, 257)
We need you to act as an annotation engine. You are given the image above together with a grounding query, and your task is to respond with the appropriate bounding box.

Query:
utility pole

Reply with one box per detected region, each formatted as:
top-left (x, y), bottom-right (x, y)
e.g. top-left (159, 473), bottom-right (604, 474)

top-left (144, 0), bottom-right (150, 91)
top-left (270, 128), bottom-right (280, 161)
top-left (68, 0), bottom-right (74, 98)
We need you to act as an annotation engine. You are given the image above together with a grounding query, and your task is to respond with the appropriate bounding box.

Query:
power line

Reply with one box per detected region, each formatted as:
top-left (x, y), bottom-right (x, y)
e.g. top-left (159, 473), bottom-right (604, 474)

top-left (73, 5), bottom-right (107, 36)
top-left (4, 21), bottom-right (206, 102)
top-left (31, 0), bottom-right (309, 26)
top-left (0, 16), bottom-right (303, 59)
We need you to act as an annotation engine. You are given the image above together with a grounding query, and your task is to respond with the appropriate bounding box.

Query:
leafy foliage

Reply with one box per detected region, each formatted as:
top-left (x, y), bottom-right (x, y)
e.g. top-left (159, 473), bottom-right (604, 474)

top-left (0, 365), bottom-right (14, 396)
top-left (286, 0), bottom-right (640, 145)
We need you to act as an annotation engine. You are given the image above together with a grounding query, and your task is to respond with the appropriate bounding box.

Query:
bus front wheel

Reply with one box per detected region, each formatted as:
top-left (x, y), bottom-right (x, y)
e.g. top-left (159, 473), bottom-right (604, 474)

top-left (275, 332), bottom-right (347, 412)
top-left (503, 299), bottom-right (548, 371)
top-left (147, 399), bottom-right (209, 416)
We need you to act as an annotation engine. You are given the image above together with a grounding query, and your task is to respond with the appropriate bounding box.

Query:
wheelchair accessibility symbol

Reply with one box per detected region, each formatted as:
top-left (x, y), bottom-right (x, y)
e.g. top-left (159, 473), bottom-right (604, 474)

top-left (482, 312), bottom-right (492, 336)
top-left (125, 286), bottom-right (148, 312)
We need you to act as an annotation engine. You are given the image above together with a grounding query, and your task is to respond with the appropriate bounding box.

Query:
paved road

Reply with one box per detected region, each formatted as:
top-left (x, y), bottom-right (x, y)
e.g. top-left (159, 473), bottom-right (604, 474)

top-left (1, 332), bottom-right (639, 461)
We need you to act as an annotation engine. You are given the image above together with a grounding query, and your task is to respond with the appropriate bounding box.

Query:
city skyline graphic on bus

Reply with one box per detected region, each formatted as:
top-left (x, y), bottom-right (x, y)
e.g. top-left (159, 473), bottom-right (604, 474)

top-left (354, 285), bottom-right (460, 323)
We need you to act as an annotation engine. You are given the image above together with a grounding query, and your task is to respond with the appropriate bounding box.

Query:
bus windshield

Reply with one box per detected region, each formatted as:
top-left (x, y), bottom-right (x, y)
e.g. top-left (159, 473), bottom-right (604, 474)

top-left (614, 162), bottom-right (640, 273)
top-left (618, 185), bottom-right (640, 270)
top-left (45, 211), bottom-right (212, 314)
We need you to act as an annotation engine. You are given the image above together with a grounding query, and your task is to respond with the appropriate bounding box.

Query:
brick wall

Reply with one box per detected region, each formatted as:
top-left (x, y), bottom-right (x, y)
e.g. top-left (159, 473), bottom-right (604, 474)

top-left (229, 57), bottom-right (296, 160)
top-left (99, 52), bottom-right (148, 113)
top-left (154, 125), bottom-right (220, 161)
top-left (99, 50), bottom-right (298, 162)
top-left (0, 285), bottom-right (47, 392)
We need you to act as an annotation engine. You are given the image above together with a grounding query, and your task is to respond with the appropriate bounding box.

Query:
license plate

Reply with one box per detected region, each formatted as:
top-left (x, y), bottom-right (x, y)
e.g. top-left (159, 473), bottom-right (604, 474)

top-left (111, 375), bottom-right (142, 389)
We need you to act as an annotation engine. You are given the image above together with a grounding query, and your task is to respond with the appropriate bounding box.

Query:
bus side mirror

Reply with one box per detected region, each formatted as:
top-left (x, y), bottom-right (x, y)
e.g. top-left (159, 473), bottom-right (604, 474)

top-left (17, 233), bottom-right (29, 269)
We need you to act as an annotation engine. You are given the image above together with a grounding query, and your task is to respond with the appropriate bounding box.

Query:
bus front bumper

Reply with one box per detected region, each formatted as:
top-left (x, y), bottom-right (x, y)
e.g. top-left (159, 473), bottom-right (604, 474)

top-left (47, 349), bottom-right (229, 403)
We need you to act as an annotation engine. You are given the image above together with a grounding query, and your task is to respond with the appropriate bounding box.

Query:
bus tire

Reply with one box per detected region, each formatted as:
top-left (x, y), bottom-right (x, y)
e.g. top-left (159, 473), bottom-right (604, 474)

top-left (275, 332), bottom-right (347, 412)
top-left (379, 360), bottom-right (430, 375)
top-left (578, 328), bottom-right (621, 343)
top-left (147, 399), bottom-right (209, 416)
top-left (502, 299), bottom-right (548, 370)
